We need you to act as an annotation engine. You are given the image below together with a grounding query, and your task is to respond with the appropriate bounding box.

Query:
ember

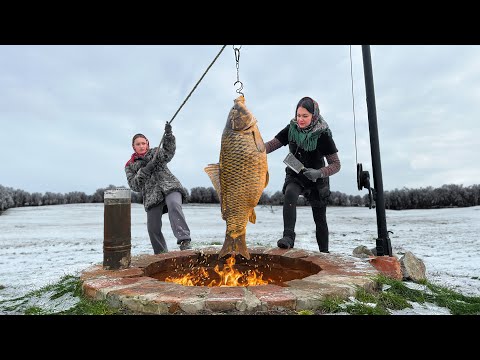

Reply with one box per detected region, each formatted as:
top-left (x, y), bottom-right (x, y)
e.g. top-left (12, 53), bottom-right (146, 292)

top-left (165, 254), bottom-right (271, 286)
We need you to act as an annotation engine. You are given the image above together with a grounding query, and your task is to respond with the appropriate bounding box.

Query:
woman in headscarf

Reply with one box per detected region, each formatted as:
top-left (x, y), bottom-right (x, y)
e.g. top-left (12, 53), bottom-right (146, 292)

top-left (264, 96), bottom-right (341, 253)
top-left (125, 123), bottom-right (192, 254)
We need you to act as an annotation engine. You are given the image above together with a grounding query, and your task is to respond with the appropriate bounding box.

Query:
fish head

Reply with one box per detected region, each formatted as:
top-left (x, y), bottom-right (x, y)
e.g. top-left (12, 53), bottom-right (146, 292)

top-left (226, 95), bottom-right (257, 131)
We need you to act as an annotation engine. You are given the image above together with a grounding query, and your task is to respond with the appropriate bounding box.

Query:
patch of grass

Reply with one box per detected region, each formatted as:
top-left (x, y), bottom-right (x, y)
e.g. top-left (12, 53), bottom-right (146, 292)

top-left (377, 291), bottom-right (412, 310)
top-left (344, 302), bottom-right (389, 315)
top-left (58, 297), bottom-right (121, 315)
top-left (24, 306), bottom-right (46, 315)
top-left (354, 286), bottom-right (411, 312)
top-left (0, 285), bottom-right (5, 290)
top-left (347, 274), bottom-right (480, 315)
top-left (355, 287), bottom-right (377, 303)
top-left (316, 296), bottom-right (345, 314)
top-left (209, 242), bottom-right (223, 246)
top-left (0, 274), bottom-right (125, 315)
top-left (0, 293), bottom-right (32, 312)
top-left (423, 282), bottom-right (480, 315)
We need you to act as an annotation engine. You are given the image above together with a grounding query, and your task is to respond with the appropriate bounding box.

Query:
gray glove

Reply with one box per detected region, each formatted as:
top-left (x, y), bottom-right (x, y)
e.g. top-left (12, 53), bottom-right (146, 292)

top-left (303, 168), bottom-right (323, 182)
top-left (165, 122), bottom-right (172, 135)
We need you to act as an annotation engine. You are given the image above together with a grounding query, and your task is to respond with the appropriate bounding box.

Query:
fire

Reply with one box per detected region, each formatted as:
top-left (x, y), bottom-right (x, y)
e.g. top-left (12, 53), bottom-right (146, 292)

top-left (165, 254), bottom-right (271, 286)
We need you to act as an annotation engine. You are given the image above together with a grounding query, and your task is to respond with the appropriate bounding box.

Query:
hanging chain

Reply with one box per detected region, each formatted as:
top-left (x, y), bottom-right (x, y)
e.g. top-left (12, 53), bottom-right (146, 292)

top-left (233, 45), bottom-right (244, 96)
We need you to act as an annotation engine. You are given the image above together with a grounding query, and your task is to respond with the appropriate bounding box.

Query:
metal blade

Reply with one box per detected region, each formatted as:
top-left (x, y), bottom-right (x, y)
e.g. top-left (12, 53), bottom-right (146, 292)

top-left (283, 153), bottom-right (305, 174)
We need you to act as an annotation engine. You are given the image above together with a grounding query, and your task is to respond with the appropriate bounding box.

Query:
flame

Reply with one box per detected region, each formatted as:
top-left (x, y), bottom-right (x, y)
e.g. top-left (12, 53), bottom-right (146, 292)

top-left (165, 254), bottom-right (271, 286)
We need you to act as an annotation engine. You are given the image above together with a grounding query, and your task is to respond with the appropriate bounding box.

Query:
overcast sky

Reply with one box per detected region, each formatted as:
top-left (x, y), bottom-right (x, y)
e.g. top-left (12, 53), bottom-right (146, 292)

top-left (1, 45), bottom-right (479, 197)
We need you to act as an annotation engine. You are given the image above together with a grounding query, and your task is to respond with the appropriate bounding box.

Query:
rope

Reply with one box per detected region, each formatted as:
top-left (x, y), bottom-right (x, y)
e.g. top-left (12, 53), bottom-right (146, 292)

top-left (349, 45), bottom-right (359, 166)
top-left (155, 45), bottom-right (227, 152)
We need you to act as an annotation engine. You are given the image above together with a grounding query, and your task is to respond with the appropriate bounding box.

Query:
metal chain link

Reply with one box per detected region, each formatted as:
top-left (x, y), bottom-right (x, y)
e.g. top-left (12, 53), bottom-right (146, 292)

top-left (233, 45), bottom-right (244, 96)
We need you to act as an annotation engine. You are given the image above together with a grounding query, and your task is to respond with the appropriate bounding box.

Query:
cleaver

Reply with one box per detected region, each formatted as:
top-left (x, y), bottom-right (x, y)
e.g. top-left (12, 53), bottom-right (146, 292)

top-left (283, 153), bottom-right (317, 182)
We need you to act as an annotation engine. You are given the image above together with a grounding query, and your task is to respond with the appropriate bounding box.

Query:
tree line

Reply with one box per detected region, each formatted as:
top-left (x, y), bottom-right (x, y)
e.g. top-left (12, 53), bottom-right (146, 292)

top-left (1, 183), bottom-right (479, 213)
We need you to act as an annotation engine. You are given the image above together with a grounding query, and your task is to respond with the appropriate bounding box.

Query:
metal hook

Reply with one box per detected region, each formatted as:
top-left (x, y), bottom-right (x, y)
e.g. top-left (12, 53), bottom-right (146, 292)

top-left (234, 80), bottom-right (244, 96)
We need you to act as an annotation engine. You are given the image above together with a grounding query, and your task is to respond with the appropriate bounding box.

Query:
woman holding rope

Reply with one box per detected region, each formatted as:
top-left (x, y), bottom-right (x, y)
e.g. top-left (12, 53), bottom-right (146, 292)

top-left (125, 123), bottom-right (192, 254)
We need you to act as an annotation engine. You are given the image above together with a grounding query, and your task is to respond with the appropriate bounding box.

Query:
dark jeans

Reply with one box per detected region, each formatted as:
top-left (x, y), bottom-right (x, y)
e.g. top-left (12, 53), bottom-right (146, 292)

top-left (146, 191), bottom-right (191, 254)
top-left (283, 182), bottom-right (329, 252)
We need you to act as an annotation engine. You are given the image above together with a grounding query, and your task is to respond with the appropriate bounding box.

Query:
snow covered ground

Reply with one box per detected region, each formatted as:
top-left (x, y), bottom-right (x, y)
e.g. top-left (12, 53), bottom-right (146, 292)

top-left (1, 203), bottom-right (479, 309)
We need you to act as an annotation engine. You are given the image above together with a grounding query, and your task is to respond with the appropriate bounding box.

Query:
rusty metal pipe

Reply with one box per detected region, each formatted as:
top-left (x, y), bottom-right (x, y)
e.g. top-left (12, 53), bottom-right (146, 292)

top-left (103, 188), bottom-right (131, 270)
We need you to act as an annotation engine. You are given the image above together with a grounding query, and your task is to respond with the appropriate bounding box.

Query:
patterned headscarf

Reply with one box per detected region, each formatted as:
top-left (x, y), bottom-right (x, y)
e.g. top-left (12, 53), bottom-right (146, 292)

top-left (288, 97), bottom-right (331, 151)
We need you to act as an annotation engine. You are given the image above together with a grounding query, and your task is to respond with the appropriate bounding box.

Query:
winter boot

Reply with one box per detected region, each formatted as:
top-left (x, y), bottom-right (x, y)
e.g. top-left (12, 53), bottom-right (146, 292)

top-left (316, 230), bottom-right (329, 253)
top-left (179, 239), bottom-right (192, 250)
top-left (277, 229), bottom-right (296, 249)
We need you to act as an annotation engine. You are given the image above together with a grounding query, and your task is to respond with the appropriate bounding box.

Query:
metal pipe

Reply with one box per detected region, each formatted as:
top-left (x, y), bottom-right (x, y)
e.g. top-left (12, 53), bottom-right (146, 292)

top-left (362, 45), bottom-right (392, 256)
top-left (103, 188), bottom-right (132, 269)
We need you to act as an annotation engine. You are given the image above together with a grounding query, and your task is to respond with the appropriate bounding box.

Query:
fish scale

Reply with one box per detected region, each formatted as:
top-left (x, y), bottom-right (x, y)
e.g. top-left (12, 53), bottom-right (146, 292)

top-left (221, 132), bottom-right (263, 226)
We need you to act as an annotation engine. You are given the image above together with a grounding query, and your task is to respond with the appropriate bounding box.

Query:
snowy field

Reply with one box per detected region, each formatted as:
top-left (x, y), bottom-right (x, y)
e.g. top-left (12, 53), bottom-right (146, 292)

top-left (1, 203), bottom-right (479, 306)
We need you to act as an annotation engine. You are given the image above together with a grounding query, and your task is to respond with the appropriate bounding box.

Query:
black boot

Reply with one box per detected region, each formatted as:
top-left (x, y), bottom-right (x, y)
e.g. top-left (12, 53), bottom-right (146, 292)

top-left (277, 229), bottom-right (295, 249)
top-left (316, 230), bottom-right (329, 253)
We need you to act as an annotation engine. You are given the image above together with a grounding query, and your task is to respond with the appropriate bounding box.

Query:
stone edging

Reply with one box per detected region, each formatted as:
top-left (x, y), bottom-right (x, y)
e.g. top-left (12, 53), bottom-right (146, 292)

top-left (80, 246), bottom-right (380, 314)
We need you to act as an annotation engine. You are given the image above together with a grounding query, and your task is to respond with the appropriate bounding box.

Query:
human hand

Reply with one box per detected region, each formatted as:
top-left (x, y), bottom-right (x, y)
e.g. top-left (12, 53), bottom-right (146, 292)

top-left (165, 122), bottom-right (172, 135)
top-left (303, 168), bottom-right (323, 182)
top-left (144, 159), bottom-right (156, 174)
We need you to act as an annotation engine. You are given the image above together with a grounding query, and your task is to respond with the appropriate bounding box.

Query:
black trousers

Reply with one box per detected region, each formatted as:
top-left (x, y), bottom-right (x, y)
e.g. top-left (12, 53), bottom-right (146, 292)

top-left (283, 182), bottom-right (329, 252)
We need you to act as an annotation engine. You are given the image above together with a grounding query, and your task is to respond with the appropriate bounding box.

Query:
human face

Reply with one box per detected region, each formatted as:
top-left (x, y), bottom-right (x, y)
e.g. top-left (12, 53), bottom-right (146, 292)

top-left (133, 137), bottom-right (149, 155)
top-left (296, 106), bottom-right (313, 129)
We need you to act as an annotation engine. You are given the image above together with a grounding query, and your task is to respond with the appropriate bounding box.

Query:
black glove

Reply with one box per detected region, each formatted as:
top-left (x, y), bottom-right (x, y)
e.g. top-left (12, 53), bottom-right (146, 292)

top-left (143, 159), bottom-right (156, 174)
top-left (165, 122), bottom-right (172, 135)
top-left (303, 168), bottom-right (323, 182)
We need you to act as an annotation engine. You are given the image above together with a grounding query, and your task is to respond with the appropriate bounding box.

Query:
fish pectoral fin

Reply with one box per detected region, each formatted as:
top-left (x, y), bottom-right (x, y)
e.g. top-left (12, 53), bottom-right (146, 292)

top-left (252, 126), bottom-right (266, 152)
top-left (249, 208), bottom-right (256, 224)
top-left (265, 170), bottom-right (269, 188)
top-left (204, 163), bottom-right (222, 202)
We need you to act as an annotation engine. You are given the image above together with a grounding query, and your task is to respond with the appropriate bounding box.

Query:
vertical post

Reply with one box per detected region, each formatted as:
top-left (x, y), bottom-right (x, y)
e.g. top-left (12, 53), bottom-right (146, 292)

top-left (361, 45), bottom-right (392, 257)
top-left (103, 188), bottom-right (131, 269)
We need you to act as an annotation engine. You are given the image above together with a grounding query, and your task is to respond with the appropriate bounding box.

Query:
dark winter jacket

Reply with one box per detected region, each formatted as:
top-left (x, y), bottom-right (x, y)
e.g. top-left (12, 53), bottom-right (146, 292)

top-left (275, 124), bottom-right (338, 207)
top-left (125, 133), bottom-right (188, 212)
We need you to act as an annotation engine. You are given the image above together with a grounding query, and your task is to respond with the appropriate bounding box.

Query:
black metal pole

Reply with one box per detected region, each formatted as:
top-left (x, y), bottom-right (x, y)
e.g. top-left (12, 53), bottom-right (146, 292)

top-left (361, 45), bottom-right (392, 257)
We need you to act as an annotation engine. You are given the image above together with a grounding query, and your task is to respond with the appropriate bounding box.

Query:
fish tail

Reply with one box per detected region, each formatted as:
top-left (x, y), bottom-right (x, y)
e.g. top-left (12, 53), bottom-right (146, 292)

top-left (218, 233), bottom-right (250, 260)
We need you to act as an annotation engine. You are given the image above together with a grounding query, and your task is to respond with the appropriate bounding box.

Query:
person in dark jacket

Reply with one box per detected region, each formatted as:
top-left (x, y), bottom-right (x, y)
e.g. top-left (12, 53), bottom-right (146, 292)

top-left (125, 123), bottom-right (192, 253)
top-left (264, 96), bottom-right (341, 253)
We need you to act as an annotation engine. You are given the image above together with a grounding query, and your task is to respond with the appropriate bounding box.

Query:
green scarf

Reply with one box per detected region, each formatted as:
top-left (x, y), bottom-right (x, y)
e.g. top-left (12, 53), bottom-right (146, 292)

top-left (288, 116), bottom-right (331, 151)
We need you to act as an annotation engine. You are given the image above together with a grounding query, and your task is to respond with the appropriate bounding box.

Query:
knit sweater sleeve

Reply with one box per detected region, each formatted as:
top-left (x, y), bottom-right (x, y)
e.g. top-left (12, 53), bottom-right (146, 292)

top-left (265, 138), bottom-right (283, 154)
top-left (320, 152), bottom-right (341, 178)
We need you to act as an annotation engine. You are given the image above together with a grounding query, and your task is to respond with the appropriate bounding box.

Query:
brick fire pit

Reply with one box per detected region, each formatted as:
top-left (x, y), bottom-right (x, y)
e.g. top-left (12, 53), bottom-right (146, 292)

top-left (80, 246), bottom-right (380, 314)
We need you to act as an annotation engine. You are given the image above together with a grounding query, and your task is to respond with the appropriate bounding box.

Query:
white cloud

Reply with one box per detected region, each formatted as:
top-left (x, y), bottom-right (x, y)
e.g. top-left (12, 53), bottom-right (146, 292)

top-left (1, 45), bottom-right (480, 196)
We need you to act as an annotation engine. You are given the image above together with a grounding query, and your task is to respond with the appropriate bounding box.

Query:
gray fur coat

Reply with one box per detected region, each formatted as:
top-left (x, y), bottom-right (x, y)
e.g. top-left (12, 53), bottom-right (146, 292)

top-left (125, 133), bottom-right (188, 212)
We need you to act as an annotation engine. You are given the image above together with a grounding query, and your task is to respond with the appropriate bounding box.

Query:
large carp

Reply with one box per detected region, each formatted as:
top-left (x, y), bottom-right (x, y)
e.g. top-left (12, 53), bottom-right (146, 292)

top-left (205, 95), bottom-right (269, 260)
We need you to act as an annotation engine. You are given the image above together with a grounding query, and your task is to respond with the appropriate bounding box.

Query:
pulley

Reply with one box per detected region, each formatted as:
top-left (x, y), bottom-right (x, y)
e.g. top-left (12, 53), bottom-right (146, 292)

top-left (357, 163), bottom-right (375, 209)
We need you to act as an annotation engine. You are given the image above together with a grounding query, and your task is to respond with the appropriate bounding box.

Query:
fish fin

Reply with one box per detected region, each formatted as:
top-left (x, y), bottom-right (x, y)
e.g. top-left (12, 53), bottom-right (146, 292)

top-left (252, 125), bottom-right (266, 152)
top-left (204, 163), bottom-right (222, 203)
top-left (249, 208), bottom-right (256, 224)
top-left (265, 170), bottom-right (269, 188)
top-left (218, 233), bottom-right (250, 260)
